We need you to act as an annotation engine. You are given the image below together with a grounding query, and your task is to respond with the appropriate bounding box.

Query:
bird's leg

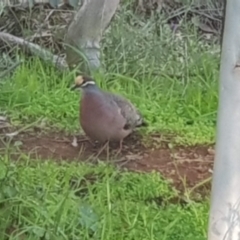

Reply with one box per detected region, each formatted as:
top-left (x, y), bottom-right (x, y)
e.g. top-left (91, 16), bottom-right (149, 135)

top-left (94, 141), bottom-right (109, 159)
top-left (115, 139), bottom-right (123, 157)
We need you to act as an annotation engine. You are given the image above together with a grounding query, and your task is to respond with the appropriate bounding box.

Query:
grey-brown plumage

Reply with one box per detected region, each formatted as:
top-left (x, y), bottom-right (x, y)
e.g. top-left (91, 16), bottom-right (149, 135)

top-left (71, 75), bottom-right (147, 146)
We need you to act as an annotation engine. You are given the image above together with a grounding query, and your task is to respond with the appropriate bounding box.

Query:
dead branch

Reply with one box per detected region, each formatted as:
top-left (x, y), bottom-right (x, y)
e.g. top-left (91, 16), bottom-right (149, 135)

top-left (0, 32), bottom-right (69, 71)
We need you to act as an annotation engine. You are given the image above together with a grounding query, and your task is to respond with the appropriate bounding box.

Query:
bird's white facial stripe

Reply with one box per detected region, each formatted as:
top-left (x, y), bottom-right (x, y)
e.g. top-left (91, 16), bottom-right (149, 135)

top-left (81, 81), bottom-right (95, 87)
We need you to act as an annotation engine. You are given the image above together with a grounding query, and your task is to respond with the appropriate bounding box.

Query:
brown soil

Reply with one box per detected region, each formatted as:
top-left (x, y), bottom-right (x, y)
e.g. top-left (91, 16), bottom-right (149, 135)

top-left (0, 128), bottom-right (215, 197)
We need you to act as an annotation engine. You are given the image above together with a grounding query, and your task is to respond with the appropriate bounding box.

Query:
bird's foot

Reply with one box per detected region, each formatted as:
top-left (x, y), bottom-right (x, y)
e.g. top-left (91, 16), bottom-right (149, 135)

top-left (114, 140), bottom-right (123, 158)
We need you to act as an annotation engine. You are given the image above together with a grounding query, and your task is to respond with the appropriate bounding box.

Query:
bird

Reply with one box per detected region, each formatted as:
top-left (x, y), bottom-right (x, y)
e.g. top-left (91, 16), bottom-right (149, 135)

top-left (70, 75), bottom-right (147, 153)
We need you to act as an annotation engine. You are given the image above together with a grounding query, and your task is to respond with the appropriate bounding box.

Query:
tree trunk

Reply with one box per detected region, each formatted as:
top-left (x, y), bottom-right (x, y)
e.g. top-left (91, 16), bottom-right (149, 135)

top-left (64, 0), bottom-right (120, 74)
top-left (208, 0), bottom-right (240, 239)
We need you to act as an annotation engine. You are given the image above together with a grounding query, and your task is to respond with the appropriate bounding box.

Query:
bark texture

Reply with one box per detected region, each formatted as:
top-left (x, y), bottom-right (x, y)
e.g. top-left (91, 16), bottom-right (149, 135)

top-left (64, 0), bottom-right (120, 74)
top-left (208, 0), bottom-right (240, 239)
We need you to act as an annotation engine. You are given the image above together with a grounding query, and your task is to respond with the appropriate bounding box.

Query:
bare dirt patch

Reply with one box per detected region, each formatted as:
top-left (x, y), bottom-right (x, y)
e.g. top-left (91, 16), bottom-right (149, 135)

top-left (0, 129), bottom-right (215, 195)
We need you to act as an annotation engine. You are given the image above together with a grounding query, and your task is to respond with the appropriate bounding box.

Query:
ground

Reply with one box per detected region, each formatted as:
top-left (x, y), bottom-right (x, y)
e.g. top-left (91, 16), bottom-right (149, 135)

top-left (0, 127), bottom-right (214, 196)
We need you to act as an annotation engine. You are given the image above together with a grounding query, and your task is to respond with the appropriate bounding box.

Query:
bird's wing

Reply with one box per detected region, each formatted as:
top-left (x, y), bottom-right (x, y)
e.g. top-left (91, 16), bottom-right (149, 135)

top-left (104, 92), bottom-right (144, 129)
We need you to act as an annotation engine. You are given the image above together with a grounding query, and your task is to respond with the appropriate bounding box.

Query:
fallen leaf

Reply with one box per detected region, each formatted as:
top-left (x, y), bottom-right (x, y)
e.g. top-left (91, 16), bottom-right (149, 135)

top-left (14, 141), bottom-right (23, 147)
top-left (5, 131), bottom-right (19, 137)
top-left (71, 136), bottom-right (78, 147)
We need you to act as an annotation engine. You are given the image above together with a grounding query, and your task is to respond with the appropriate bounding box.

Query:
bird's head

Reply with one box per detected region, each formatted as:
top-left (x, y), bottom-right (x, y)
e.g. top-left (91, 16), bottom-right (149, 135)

top-left (70, 75), bottom-right (96, 91)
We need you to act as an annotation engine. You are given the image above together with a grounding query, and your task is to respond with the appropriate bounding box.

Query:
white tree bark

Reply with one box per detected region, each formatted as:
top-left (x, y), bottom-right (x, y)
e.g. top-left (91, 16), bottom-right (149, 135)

top-left (208, 1), bottom-right (240, 239)
top-left (64, 0), bottom-right (120, 74)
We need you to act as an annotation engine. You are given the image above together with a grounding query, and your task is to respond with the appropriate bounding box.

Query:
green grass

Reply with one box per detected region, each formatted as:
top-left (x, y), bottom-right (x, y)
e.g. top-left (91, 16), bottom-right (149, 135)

top-left (0, 157), bottom-right (209, 240)
top-left (0, 3), bottom-right (221, 239)
top-left (0, 51), bottom-right (219, 145)
top-left (0, 3), bottom-right (220, 145)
